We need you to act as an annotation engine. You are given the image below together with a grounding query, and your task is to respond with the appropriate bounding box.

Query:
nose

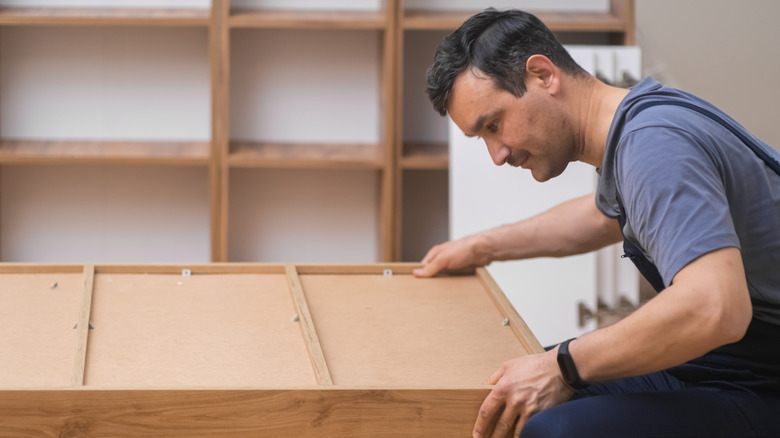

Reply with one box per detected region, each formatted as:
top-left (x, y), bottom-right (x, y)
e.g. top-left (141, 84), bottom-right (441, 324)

top-left (484, 138), bottom-right (510, 166)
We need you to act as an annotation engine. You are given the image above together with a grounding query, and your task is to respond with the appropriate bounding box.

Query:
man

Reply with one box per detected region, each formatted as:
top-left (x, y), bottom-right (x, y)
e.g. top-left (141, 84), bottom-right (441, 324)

top-left (414, 8), bottom-right (780, 438)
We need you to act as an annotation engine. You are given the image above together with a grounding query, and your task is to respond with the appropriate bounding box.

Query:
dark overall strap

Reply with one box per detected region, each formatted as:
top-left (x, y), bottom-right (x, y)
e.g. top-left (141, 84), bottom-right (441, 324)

top-left (617, 99), bottom-right (780, 292)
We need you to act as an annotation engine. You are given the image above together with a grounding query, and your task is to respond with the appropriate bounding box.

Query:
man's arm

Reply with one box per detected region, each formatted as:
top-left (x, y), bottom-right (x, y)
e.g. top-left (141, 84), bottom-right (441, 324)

top-left (413, 193), bottom-right (623, 277)
top-left (473, 246), bottom-right (753, 437)
top-left (573, 246), bottom-right (752, 381)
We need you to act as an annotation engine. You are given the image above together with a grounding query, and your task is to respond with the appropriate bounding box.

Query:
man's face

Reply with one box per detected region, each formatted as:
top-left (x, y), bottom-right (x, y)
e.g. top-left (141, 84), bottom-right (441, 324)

top-left (447, 68), bottom-right (575, 182)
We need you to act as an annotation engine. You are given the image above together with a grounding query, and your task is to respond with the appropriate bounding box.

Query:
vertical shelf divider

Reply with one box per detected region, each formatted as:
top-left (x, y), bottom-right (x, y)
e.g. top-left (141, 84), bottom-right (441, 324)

top-left (377, 0), bottom-right (400, 262)
top-left (391, 0), bottom-right (406, 262)
top-left (211, 0), bottom-right (230, 262)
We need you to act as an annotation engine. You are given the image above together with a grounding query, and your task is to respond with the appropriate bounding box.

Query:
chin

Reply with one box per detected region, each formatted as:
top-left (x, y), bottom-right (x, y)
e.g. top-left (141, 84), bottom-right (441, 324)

top-left (530, 172), bottom-right (552, 183)
top-left (530, 165), bottom-right (565, 183)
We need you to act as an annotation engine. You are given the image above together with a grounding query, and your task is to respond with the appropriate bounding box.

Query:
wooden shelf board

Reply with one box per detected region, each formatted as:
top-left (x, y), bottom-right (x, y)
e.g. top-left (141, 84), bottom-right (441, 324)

top-left (0, 7), bottom-right (210, 27)
top-left (229, 141), bottom-right (385, 169)
top-left (403, 9), bottom-right (627, 32)
top-left (229, 8), bottom-right (386, 30)
top-left (0, 140), bottom-right (211, 166)
top-left (400, 142), bottom-right (449, 170)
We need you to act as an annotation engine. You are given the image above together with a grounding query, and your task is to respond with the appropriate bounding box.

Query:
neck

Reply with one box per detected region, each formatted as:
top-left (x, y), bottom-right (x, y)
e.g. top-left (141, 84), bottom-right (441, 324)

top-left (570, 76), bottom-right (630, 168)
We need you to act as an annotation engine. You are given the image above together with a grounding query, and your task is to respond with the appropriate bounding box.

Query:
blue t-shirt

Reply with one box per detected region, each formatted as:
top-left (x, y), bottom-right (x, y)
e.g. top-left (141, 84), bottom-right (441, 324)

top-left (596, 77), bottom-right (780, 325)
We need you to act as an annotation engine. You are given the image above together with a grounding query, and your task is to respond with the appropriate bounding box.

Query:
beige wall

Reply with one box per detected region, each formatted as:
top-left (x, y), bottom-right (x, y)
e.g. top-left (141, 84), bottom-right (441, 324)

top-left (636, 0), bottom-right (780, 149)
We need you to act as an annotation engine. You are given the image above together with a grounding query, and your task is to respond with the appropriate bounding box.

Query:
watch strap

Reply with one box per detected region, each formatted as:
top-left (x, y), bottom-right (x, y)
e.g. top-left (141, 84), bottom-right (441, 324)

top-left (557, 337), bottom-right (589, 389)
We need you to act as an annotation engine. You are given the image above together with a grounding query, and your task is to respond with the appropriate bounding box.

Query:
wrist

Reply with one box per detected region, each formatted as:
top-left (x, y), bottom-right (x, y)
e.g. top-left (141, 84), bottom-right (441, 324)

top-left (471, 232), bottom-right (494, 265)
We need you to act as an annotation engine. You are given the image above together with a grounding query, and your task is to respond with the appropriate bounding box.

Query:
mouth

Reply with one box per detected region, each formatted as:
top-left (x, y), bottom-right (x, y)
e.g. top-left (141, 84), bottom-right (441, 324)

top-left (506, 153), bottom-right (529, 168)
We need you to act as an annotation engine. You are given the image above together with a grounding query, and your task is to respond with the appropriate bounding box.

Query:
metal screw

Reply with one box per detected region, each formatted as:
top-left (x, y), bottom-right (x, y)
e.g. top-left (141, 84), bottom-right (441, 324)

top-left (291, 314), bottom-right (300, 322)
top-left (502, 318), bottom-right (510, 327)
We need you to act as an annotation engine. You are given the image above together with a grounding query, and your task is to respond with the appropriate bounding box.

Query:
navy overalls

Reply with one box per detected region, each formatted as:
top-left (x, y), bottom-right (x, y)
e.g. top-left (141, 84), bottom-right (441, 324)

top-left (520, 101), bottom-right (780, 438)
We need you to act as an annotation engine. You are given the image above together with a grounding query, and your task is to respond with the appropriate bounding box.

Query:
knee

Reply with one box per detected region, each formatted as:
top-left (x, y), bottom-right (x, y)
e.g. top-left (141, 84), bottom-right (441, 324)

top-left (519, 407), bottom-right (580, 438)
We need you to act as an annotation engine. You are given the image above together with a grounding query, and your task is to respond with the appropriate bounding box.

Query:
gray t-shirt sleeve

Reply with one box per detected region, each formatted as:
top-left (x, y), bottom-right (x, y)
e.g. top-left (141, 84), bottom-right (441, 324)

top-left (615, 125), bottom-right (741, 285)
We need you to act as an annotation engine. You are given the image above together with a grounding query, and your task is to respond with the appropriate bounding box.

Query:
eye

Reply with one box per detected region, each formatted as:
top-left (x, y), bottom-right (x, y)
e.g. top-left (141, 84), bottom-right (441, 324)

top-left (487, 122), bottom-right (498, 133)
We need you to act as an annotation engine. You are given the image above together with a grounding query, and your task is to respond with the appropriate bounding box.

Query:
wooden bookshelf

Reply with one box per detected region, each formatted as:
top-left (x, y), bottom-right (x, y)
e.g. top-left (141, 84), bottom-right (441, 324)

top-left (0, 0), bottom-right (634, 263)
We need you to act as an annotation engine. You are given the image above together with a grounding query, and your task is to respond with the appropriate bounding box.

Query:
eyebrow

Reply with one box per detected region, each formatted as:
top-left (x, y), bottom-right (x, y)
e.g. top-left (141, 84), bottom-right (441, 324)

top-left (468, 115), bottom-right (488, 137)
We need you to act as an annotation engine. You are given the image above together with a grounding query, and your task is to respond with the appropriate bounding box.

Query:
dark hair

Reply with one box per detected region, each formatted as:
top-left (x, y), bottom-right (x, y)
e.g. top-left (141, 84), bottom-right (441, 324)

top-left (426, 8), bottom-right (587, 116)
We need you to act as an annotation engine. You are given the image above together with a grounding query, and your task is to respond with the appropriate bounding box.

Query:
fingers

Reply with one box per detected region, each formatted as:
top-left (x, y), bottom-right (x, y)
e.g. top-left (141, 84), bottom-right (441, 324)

top-left (490, 407), bottom-right (519, 438)
top-left (414, 246), bottom-right (444, 278)
top-left (473, 390), bottom-right (503, 438)
top-left (413, 259), bottom-right (443, 277)
top-left (420, 244), bottom-right (440, 264)
top-left (515, 415), bottom-right (530, 438)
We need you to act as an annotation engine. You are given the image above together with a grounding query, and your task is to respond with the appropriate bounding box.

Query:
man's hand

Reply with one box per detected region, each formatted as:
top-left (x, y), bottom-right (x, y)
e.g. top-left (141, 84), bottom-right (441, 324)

top-left (474, 350), bottom-right (574, 438)
top-left (413, 234), bottom-right (491, 278)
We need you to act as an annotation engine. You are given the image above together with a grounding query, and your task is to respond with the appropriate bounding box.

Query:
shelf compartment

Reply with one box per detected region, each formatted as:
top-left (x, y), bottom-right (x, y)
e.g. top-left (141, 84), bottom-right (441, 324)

top-left (0, 7), bottom-right (210, 27)
top-left (229, 8), bottom-right (386, 30)
top-left (229, 142), bottom-right (385, 169)
top-left (0, 140), bottom-right (211, 166)
top-left (403, 9), bottom-right (627, 32)
top-left (400, 142), bottom-right (448, 170)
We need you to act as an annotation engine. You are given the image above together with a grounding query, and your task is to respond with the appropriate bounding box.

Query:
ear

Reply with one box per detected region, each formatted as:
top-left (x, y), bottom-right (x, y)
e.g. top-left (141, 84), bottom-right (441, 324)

top-left (525, 54), bottom-right (560, 94)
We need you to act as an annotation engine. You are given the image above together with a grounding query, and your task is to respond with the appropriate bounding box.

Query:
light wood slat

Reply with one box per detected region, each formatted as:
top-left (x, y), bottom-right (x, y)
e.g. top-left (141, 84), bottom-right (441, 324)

top-left (229, 8), bottom-right (386, 29)
top-left (285, 264), bottom-right (333, 386)
top-left (0, 7), bottom-right (210, 27)
top-left (93, 264), bottom-right (286, 275)
top-left (400, 142), bottom-right (449, 170)
top-left (4, 263), bottom-right (423, 276)
top-left (71, 264), bottom-right (95, 387)
top-left (295, 263), bottom-right (419, 275)
top-left (476, 267), bottom-right (545, 355)
top-left (0, 140), bottom-right (210, 166)
top-left (228, 141), bottom-right (385, 169)
top-left (0, 388), bottom-right (489, 437)
top-left (403, 8), bottom-right (627, 31)
top-left (0, 263), bottom-right (83, 274)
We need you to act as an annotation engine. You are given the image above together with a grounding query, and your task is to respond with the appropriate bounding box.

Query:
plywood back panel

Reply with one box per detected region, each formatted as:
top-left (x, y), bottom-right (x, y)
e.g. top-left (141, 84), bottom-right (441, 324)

top-left (0, 273), bottom-right (82, 388)
top-left (301, 273), bottom-right (528, 386)
top-left (85, 273), bottom-right (315, 387)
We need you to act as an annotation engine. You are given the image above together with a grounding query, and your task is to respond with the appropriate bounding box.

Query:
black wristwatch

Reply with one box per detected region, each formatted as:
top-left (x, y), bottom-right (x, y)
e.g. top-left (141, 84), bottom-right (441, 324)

top-left (557, 338), bottom-right (589, 389)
